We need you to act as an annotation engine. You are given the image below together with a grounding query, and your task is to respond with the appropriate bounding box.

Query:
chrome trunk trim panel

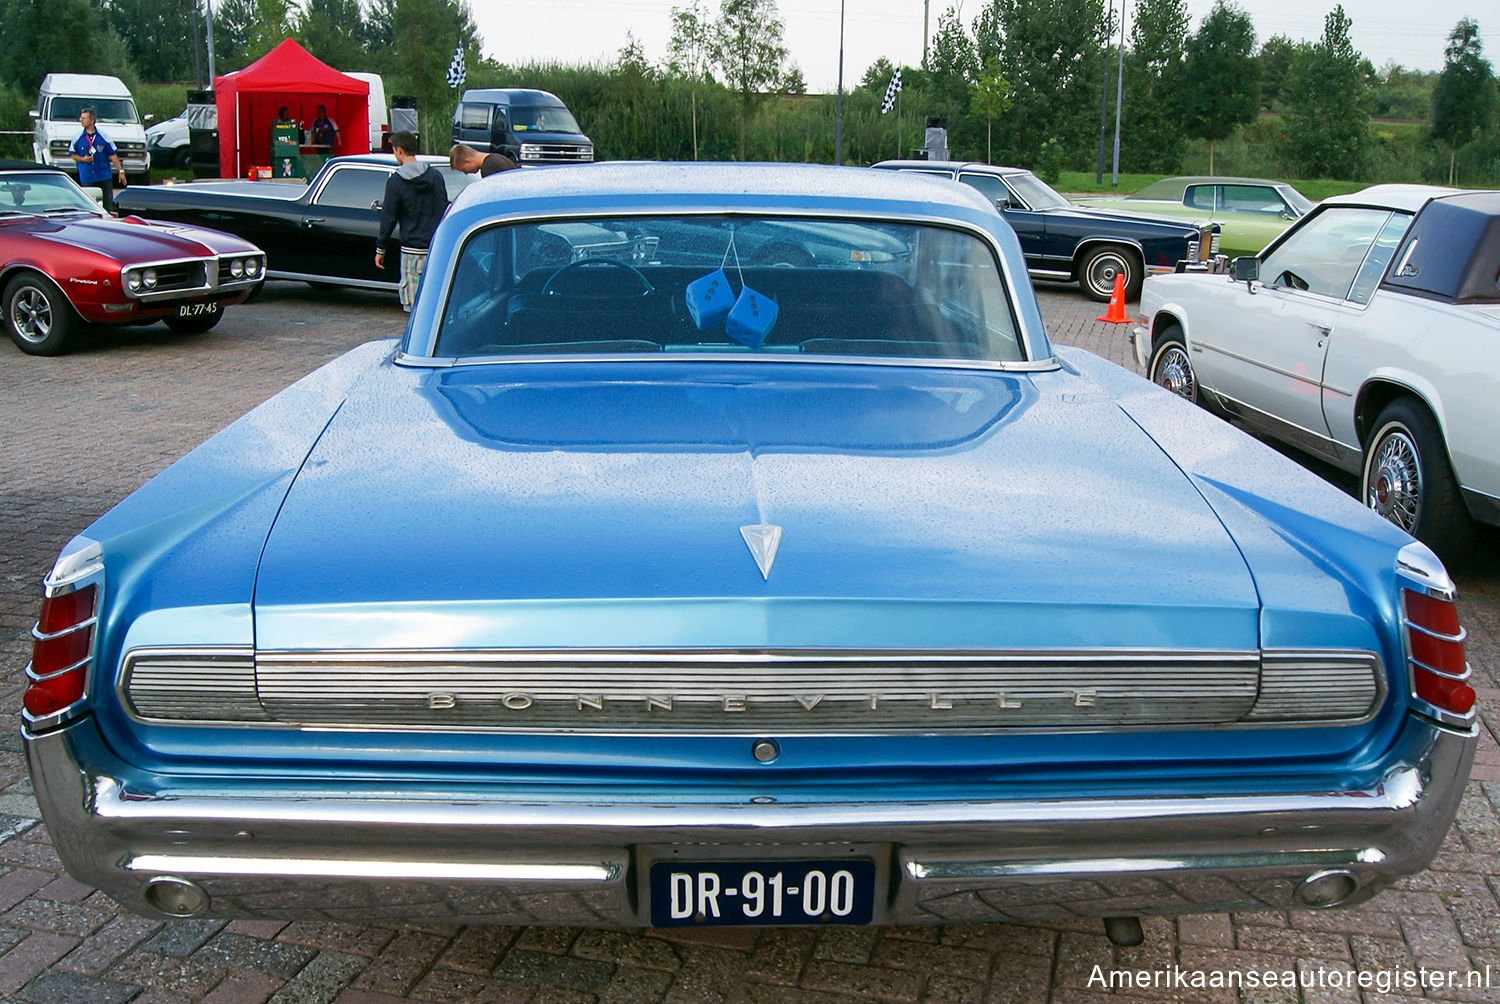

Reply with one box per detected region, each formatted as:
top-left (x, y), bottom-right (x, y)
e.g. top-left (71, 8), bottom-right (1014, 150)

top-left (121, 647), bottom-right (1384, 733)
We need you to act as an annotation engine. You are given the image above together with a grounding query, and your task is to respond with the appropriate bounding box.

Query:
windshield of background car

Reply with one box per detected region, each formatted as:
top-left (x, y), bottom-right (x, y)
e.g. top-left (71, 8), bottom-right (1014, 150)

top-left (436, 214), bottom-right (1025, 364)
top-left (49, 97), bottom-right (139, 124)
top-left (510, 105), bottom-right (582, 134)
top-left (1259, 206), bottom-right (1399, 300)
top-left (0, 172), bottom-right (100, 214)
top-left (1003, 172), bottom-right (1069, 211)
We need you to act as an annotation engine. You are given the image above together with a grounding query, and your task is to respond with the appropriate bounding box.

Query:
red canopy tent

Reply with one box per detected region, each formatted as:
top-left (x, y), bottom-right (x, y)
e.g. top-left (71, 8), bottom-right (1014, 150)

top-left (214, 39), bottom-right (370, 179)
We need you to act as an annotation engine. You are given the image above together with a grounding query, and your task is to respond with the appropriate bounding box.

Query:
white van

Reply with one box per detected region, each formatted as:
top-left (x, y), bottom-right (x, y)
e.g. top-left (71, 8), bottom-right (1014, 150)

top-left (32, 74), bottom-right (151, 184)
top-left (341, 72), bottom-right (387, 152)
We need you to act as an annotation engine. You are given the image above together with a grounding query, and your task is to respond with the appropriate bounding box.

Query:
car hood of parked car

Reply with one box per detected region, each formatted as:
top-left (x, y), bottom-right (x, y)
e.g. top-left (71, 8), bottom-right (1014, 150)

top-left (246, 358), bottom-right (1264, 652)
top-left (10, 211), bottom-right (238, 259)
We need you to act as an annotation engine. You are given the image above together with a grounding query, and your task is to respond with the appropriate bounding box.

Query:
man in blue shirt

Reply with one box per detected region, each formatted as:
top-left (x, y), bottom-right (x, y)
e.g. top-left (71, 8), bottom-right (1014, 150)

top-left (70, 108), bottom-right (126, 213)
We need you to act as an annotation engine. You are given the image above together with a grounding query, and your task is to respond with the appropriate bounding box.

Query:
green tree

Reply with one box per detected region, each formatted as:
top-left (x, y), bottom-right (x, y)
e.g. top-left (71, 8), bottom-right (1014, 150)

top-left (1283, 4), bottom-right (1371, 179)
top-left (212, 0), bottom-right (259, 71)
top-left (246, 0), bottom-right (302, 58)
top-left (1179, 0), bottom-right (1259, 174)
top-left (710, 0), bottom-right (788, 159)
top-left (361, 0), bottom-right (397, 53)
top-left (667, 0), bottom-right (714, 158)
top-left (966, 64), bottom-right (1010, 163)
top-left (386, 0), bottom-right (482, 153)
top-left (0, 0), bottom-right (109, 93)
top-left (1370, 63), bottom-right (1434, 119)
top-left (302, 0), bottom-right (368, 72)
top-left (1121, 0), bottom-right (1189, 173)
top-left (1256, 33), bottom-right (1300, 110)
top-left (1432, 18), bottom-right (1496, 184)
top-left (103, 0), bottom-right (194, 82)
top-left (781, 65), bottom-right (805, 94)
top-left (979, 0), bottom-right (1108, 168)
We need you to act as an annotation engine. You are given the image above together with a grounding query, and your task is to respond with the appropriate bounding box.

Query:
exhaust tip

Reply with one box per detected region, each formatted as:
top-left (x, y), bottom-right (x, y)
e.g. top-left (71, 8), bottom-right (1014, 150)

top-left (1295, 869), bottom-right (1359, 908)
top-left (143, 876), bottom-right (209, 918)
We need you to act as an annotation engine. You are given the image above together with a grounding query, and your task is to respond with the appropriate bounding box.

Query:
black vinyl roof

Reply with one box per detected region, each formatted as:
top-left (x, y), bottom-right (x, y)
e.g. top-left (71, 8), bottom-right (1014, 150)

top-left (1383, 191), bottom-right (1500, 304)
top-left (0, 160), bottom-right (65, 174)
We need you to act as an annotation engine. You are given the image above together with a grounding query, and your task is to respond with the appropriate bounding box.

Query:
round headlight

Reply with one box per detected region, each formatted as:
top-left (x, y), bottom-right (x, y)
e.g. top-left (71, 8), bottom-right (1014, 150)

top-left (229, 259), bottom-right (244, 278)
top-left (126, 274), bottom-right (142, 292)
top-left (246, 258), bottom-right (262, 277)
top-left (142, 269), bottom-right (158, 289)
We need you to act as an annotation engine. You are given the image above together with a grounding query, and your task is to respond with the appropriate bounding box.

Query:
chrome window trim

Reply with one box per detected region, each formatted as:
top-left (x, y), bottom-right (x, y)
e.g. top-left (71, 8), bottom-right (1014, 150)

top-left (308, 163), bottom-right (391, 207)
top-left (117, 645), bottom-right (1386, 734)
top-left (395, 351), bottom-right (1060, 374)
top-left (413, 205), bottom-right (1053, 366)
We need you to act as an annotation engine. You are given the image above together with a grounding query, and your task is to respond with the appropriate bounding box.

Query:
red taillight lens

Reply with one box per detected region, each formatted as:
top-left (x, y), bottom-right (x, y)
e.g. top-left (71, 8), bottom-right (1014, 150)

top-left (25, 583), bottom-right (97, 720)
top-left (31, 626), bottom-right (93, 675)
top-left (23, 670), bottom-right (86, 718)
top-left (38, 584), bottom-right (96, 635)
top-left (1403, 588), bottom-right (1473, 716)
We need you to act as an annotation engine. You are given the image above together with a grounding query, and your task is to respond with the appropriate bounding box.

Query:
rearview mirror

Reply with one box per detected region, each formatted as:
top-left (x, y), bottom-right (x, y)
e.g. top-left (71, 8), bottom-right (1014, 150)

top-left (1231, 256), bottom-right (1259, 282)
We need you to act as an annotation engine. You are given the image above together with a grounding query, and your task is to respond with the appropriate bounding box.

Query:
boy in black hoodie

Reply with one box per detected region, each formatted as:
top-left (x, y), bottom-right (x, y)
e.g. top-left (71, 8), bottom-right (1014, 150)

top-left (375, 131), bottom-right (449, 311)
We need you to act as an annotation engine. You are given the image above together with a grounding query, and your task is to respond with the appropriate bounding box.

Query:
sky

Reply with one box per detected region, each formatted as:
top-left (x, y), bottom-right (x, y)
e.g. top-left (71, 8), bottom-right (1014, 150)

top-left (469, 0), bottom-right (1499, 94)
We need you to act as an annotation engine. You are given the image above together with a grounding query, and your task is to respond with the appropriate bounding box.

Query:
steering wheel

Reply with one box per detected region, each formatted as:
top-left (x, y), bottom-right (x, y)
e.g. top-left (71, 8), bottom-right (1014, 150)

top-left (541, 259), bottom-right (653, 298)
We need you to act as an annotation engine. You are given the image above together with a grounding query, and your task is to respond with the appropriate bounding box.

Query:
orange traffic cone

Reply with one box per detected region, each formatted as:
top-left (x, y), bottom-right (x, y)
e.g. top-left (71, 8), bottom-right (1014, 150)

top-left (1096, 273), bottom-right (1130, 324)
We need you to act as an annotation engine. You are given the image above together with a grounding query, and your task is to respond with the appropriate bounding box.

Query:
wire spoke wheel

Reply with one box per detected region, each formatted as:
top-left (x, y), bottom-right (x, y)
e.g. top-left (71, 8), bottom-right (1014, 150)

top-left (1365, 428), bottom-right (1421, 533)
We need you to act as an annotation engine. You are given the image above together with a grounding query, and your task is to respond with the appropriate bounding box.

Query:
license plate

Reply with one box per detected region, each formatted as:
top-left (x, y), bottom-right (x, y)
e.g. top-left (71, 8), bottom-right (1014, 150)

top-left (648, 859), bottom-right (875, 926)
top-left (176, 301), bottom-right (220, 318)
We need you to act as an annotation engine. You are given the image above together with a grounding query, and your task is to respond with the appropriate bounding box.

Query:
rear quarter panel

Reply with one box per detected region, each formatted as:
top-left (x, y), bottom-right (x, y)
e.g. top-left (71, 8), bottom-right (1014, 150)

top-left (1326, 291), bottom-right (1500, 502)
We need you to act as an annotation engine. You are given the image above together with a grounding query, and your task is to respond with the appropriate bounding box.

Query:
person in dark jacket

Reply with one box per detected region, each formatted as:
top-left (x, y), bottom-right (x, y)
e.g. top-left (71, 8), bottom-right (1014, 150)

top-left (375, 131), bottom-right (449, 311)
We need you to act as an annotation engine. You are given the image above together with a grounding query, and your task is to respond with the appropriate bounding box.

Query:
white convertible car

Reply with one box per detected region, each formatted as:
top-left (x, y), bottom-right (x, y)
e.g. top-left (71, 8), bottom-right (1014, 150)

top-left (1134, 185), bottom-right (1500, 557)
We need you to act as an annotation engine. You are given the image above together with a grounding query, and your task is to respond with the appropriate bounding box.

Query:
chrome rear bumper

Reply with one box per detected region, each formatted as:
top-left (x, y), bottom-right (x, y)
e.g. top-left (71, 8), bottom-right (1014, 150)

top-left (24, 716), bottom-right (1474, 926)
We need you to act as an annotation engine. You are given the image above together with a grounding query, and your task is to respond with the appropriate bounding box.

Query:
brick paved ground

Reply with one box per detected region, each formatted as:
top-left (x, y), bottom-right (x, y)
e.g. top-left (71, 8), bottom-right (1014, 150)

top-left (0, 280), bottom-right (1496, 1003)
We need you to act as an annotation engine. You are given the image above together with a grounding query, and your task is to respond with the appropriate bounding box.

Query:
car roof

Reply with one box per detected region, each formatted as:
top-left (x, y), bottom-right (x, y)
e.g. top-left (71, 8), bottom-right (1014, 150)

top-left (874, 160), bottom-right (1028, 176)
top-left (0, 160), bottom-right (66, 175)
top-left (458, 88), bottom-right (563, 105)
top-left (1322, 184), bottom-right (1462, 213)
top-left (449, 161), bottom-right (1000, 217)
top-left (326, 154), bottom-right (450, 168)
top-left (40, 73), bottom-right (133, 97)
top-left (1153, 176), bottom-right (1290, 187)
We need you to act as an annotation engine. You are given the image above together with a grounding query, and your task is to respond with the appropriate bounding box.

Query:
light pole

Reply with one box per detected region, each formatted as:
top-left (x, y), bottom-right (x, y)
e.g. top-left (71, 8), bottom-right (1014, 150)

top-left (1111, 0), bottom-right (1127, 185)
top-left (204, 0), bottom-right (217, 81)
top-left (834, 0), bottom-right (846, 165)
top-left (1095, 0), bottom-right (1114, 183)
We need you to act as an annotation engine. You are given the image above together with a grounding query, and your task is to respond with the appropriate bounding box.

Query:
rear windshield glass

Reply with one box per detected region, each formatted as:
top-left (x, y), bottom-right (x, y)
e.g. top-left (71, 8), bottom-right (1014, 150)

top-left (509, 105), bottom-right (582, 134)
top-left (435, 215), bottom-right (1024, 364)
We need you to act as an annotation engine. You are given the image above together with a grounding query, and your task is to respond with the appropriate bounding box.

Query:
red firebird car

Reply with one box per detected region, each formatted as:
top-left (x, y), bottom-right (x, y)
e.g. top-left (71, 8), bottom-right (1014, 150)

top-left (1, 161), bottom-right (264, 355)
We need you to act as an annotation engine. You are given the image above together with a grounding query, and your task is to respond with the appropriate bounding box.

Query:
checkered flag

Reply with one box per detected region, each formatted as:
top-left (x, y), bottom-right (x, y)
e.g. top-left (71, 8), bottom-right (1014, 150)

top-left (880, 67), bottom-right (902, 114)
top-left (446, 43), bottom-right (466, 89)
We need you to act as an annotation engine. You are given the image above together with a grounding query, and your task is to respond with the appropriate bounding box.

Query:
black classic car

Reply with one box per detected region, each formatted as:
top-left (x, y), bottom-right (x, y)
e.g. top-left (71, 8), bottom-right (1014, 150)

top-left (114, 155), bottom-right (475, 292)
top-left (874, 160), bottom-right (1221, 301)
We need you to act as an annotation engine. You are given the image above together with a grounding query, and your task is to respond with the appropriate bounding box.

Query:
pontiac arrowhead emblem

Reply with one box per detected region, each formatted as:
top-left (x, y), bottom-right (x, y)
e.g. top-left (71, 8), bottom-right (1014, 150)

top-left (739, 524), bottom-right (783, 580)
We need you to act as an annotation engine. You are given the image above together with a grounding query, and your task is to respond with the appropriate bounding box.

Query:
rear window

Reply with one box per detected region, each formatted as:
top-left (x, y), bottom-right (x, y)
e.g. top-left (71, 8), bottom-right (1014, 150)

top-left (436, 214), bottom-right (1024, 364)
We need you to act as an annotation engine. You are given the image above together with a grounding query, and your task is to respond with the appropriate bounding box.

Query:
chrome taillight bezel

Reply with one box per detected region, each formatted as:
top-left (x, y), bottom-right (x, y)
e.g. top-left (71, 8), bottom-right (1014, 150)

top-left (23, 538), bottom-right (104, 733)
top-left (1395, 542), bottom-right (1473, 729)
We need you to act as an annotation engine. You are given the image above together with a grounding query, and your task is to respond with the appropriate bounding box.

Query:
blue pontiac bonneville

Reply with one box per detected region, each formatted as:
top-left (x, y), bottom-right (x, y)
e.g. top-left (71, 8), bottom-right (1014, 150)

top-left (23, 164), bottom-right (1475, 940)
